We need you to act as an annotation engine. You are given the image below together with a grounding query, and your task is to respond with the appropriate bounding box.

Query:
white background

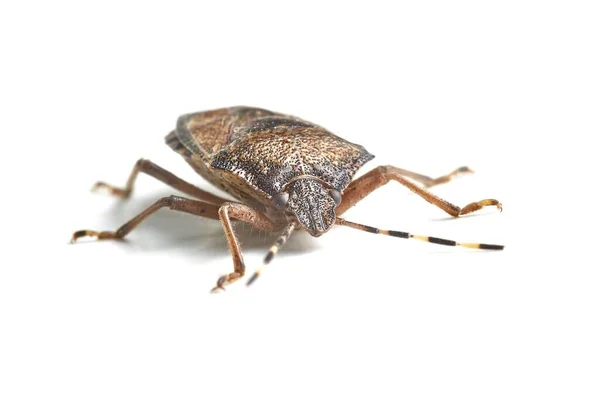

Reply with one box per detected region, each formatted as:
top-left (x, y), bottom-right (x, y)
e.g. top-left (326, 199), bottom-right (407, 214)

top-left (1, 1), bottom-right (598, 399)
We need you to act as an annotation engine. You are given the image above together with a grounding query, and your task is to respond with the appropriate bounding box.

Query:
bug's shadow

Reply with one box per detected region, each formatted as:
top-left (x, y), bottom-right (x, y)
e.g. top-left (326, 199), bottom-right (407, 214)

top-left (92, 190), bottom-right (319, 261)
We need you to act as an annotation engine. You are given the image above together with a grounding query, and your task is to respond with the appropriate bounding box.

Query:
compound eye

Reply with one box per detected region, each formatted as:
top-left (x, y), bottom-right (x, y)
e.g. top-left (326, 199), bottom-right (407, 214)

top-left (273, 192), bottom-right (290, 209)
top-left (330, 189), bottom-right (342, 206)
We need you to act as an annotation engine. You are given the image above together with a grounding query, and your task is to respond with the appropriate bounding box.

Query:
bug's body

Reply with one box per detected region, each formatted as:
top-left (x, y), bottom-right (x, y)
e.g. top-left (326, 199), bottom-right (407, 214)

top-left (72, 106), bottom-right (504, 291)
top-left (166, 107), bottom-right (373, 233)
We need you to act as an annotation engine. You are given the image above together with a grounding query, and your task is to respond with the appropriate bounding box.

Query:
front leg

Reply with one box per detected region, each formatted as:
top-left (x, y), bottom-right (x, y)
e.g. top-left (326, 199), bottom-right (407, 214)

top-left (71, 196), bottom-right (283, 291)
top-left (337, 165), bottom-right (502, 217)
top-left (212, 202), bottom-right (285, 292)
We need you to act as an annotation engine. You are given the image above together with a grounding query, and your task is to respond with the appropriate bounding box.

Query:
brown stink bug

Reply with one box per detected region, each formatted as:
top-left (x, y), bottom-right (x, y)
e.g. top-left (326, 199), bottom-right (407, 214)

top-left (71, 106), bottom-right (503, 291)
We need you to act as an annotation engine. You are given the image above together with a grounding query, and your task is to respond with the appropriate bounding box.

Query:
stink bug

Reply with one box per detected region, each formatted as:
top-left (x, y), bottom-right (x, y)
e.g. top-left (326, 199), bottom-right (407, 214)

top-left (72, 106), bottom-right (503, 291)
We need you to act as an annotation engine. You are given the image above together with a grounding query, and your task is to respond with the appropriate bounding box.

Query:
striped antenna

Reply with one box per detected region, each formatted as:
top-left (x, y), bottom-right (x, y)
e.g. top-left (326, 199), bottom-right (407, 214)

top-left (247, 222), bottom-right (297, 286)
top-left (336, 218), bottom-right (504, 250)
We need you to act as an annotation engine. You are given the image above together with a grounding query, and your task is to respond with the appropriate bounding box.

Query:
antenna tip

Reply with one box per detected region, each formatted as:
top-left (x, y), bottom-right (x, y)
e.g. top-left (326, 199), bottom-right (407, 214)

top-left (246, 272), bottom-right (260, 286)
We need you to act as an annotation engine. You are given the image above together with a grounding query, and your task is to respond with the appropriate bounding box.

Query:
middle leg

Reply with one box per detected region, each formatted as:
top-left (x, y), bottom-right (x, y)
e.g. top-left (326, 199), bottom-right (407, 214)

top-left (337, 165), bottom-right (502, 217)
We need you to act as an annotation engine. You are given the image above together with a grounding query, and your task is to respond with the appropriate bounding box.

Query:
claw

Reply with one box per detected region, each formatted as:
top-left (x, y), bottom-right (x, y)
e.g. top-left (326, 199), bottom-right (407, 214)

top-left (210, 273), bottom-right (242, 292)
top-left (210, 275), bottom-right (228, 293)
top-left (71, 230), bottom-right (92, 243)
top-left (70, 230), bottom-right (118, 243)
top-left (92, 181), bottom-right (130, 198)
top-left (210, 285), bottom-right (225, 293)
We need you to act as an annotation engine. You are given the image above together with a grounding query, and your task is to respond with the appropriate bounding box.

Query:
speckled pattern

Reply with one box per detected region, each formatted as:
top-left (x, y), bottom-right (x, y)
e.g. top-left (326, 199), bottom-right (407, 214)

top-left (175, 107), bottom-right (278, 162)
top-left (167, 106), bottom-right (374, 234)
top-left (175, 107), bottom-right (373, 195)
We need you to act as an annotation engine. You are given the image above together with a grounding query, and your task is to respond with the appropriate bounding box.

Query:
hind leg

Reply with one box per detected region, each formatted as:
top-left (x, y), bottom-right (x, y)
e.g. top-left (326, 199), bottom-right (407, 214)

top-left (390, 166), bottom-right (473, 188)
top-left (337, 165), bottom-right (501, 217)
top-left (92, 158), bottom-right (229, 205)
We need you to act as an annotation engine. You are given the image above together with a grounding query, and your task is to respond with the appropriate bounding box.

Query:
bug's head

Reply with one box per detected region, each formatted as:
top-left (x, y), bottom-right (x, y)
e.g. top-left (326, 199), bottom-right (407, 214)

top-left (273, 177), bottom-right (341, 237)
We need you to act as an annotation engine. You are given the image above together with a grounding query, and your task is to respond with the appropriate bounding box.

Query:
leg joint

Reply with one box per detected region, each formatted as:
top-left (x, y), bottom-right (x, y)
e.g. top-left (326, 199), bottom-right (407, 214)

top-left (218, 202), bottom-right (235, 218)
top-left (135, 158), bottom-right (151, 169)
top-left (378, 165), bottom-right (394, 174)
top-left (162, 195), bottom-right (179, 209)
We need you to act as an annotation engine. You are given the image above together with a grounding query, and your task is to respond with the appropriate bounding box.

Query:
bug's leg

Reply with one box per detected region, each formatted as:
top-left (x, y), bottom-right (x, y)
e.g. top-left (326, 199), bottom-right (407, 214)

top-left (391, 166), bottom-right (473, 188)
top-left (93, 158), bottom-right (229, 204)
top-left (210, 203), bottom-right (283, 292)
top-left (337, 165), bottom-right (502, 217)
top-left (71, 196), bottom-right (221, 242)
top-left (71, 196), bottom-right (282, 291)
top-left (337, 218), bottom-right (504, 250)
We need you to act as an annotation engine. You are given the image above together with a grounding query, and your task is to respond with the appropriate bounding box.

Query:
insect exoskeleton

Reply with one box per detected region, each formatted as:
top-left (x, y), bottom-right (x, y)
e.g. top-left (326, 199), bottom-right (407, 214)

top-left (72, 106), bottom-right (504, 291)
